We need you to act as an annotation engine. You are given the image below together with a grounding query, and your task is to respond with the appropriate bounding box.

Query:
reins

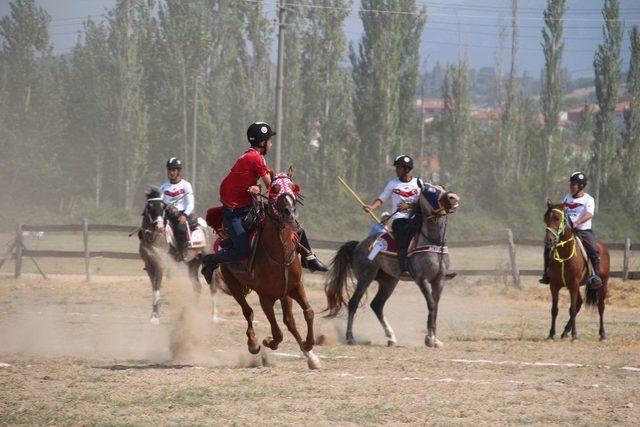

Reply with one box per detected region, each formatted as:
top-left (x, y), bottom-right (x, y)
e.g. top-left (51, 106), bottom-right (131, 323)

top-left (546, 208), bottom-right (578, 287)
top-left (261, 191), bottom-right (299, 299)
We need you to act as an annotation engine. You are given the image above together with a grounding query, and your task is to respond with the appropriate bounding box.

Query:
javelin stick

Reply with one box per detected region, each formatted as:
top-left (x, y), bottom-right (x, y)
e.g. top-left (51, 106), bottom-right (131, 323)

top-left (338, 177), bottom-right (380, 223)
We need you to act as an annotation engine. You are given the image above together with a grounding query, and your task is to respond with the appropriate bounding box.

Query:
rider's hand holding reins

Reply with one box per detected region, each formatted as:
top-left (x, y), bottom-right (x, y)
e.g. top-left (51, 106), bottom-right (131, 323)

top-left (248, 185), bottom-right (261, 195)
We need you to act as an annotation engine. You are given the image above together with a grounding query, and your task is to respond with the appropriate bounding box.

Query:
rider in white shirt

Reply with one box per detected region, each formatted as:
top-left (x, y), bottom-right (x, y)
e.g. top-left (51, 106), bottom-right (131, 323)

top-left (364, 155), bottom-right (422, 274)
top-left (540, 172), bottom-right (601, 287)
top-left (160, 157), bottom-right (195, 252)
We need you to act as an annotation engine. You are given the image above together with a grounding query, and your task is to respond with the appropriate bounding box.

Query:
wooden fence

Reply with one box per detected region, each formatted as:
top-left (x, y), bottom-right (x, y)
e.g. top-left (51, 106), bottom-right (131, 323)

top-left (1, 221), bottom-right (638, 285)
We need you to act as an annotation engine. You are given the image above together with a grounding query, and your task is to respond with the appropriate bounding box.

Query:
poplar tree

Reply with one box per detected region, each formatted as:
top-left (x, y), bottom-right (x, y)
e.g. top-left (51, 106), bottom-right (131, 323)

top-left (593, 0), bottom-right (622, 206)
top-left (540, 0), bottom-right (566, 200)
top-left (622, 25), bottom-right (640, 213)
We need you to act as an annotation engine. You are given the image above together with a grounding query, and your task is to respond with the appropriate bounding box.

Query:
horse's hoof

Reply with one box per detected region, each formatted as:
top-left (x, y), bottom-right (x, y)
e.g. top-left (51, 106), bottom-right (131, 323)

top-left (425, 336), bottom-right (442, 348)
top-left (150, 316), bottom-right (160, 325)
top-left (561, 333), bottom-right (568, 340)
top-left (305, 351), bottom-right (321, 370)
top-left (387, 339), bottom-right (396, 347)
top-left (263, 337), bottom-right (279, 350)
top-left (248, 345), bottom-right (261, 355)
top-left (599, 335), bottom-right (606, 342)
top-left (546, 335), bottom-right (555, 341)
top-left (346, 338), bottom-right (355, 345)
top-left (571, 336), bottom-right (578, 343)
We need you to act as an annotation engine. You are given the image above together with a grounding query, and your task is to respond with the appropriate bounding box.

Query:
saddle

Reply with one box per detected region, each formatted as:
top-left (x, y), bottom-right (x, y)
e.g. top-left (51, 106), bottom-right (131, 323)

top-left (205, 205), bottom-right (264, 274)
top-left (367, 232), bottom-right (448, 260)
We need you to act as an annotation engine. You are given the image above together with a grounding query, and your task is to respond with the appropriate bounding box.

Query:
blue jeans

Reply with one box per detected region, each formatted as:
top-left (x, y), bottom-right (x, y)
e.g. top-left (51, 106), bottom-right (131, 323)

top-left (207, 206), bottom-right (252, 264)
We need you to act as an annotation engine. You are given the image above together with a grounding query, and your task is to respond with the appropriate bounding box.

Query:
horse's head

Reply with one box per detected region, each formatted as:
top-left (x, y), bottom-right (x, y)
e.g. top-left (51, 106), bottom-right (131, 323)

top-left (268, 171), bottom-right (301, 226)
top-left (144, 187), bottom-right (165, 230)
top-left (544, 200), bottom-right (569, 247)
top-left (419, 183), bottom-right (460, 217)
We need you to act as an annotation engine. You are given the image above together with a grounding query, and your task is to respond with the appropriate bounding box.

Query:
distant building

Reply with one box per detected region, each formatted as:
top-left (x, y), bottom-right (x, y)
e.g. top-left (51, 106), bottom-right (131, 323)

top-left (566, 101), bottom-right (629, 130)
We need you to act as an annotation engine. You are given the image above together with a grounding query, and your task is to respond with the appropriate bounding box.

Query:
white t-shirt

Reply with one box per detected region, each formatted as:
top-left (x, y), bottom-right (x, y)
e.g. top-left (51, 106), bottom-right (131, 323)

top-left (377, 177), bottom-right (421, 220)
top-left (563, 192), bottom-right (595, 230)
top-left (160, 179), bottom-right (194, 215)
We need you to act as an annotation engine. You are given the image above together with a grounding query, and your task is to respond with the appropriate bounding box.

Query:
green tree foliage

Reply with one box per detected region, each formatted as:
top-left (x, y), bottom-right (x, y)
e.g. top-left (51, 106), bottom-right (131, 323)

top-left (350, 0), bottom-right (426, 194)
top-left (540, 0), bottom-right (566, 200)
top-left (593, 0), bottom-right (622, 207)
top-left (622, 25), bottom-right (640, 214)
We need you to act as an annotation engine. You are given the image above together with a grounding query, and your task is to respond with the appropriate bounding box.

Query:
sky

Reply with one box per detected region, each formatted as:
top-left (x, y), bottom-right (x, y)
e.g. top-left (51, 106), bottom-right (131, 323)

top-left (2, 0), bottom-right (640, 78)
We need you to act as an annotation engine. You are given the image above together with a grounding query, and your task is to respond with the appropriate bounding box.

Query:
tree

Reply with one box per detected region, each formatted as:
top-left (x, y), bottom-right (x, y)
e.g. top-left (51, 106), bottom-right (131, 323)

top-left (298, 0), bottom-right (350, 192)
top-left (540, 0), bottom-right (566, 200)
top-left (622, 25), bottom-right (640, 213)
top-left (350, 0), bottom-right (426, 194)
top-left (592, 0), bottom-right (622, 207)
top-left (439, 60), bottom-right (470, 184)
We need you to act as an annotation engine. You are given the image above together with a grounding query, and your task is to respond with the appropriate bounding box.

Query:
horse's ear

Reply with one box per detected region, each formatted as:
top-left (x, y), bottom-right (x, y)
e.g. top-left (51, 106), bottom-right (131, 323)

top-left (546, 198), bottom-right (553, 208)
top-left (292, 184), bottom-right (301, 195)
top-left (287, 165), bottom-right (294, 179)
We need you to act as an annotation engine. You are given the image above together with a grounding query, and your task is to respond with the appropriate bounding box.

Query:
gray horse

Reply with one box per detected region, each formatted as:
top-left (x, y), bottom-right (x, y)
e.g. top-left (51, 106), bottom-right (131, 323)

top-left (325, 184), bottom-right (460, 347)
top-left (138, 189), bottom-right (219, 324)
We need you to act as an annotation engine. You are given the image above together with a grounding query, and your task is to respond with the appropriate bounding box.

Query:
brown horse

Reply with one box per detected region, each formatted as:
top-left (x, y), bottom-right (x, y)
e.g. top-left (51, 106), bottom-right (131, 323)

top-left (544, 202), bottom-right (610, 341)
top-left (214, 172), bottom-right (320, 369)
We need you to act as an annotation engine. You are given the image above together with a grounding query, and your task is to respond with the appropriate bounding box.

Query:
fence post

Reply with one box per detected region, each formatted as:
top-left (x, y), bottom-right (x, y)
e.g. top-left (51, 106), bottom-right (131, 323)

top-left (506, 228), bottom-right (522, 289)
top-left (623, 237), bottom-right (631, 282)
top-left (83, 218), bottom-right (91, 282)
top-left (14, 224), bottom-right (23, 278)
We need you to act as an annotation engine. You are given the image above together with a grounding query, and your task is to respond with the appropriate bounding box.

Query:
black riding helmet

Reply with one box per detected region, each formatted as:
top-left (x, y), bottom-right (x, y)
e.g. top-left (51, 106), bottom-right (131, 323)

top-left (247, 122), bottom-right (276, 146)
top-left (166, 157), bottom-right (182, 170)
top-left (393, 155), bottom-right (414, 172)
top-left (569, 171), bottom-right (587, 188)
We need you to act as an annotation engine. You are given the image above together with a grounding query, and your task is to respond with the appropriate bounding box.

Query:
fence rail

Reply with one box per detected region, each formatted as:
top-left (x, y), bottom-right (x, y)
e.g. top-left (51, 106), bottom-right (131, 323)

top-left (1, 221), bottom-right (638, 284)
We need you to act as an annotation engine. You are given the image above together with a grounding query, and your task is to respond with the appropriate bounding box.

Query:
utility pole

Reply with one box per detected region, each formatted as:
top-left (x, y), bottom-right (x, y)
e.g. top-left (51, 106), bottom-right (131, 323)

top-left (274, 0), bottom-right (286, 173)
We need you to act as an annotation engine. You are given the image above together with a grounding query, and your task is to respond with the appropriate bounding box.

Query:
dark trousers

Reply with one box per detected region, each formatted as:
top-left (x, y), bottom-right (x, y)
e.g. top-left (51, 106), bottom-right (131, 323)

top-left (575, 229), bottom-right (600, 275)
top-left (392, 218), bottom-right (419, 270)
top-left (169, 211), bottom-right (196, 247)
top-left (206, 206), bottom-right (252, 264)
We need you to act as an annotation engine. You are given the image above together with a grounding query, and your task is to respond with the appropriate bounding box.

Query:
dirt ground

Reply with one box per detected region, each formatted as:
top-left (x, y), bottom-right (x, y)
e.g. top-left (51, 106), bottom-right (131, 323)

top-left (1, 268), bottom-right (639, 425)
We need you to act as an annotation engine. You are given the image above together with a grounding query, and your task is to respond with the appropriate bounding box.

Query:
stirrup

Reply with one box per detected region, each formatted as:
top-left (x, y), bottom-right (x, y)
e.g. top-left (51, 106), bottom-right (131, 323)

top-left (588, 275), bottom-right (602, 289)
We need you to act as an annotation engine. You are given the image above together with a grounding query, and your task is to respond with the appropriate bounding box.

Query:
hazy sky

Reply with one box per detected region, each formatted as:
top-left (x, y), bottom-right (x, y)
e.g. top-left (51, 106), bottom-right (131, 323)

top-left (2, 0), bottom-right (639, 78)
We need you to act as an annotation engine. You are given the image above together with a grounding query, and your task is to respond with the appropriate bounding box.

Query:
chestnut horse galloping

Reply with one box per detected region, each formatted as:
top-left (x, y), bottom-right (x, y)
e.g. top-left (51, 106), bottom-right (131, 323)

top-left (544, 202), bottom-right (610, 341)
top-left (214, 172), bottom-right (320, 369)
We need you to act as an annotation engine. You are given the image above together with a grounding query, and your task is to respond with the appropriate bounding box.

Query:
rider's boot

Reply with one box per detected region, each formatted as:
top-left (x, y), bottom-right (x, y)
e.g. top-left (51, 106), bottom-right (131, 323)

top-left (539, 247), bottom-right (551, 284)
top-left (200, 254), bottom-right (219, 285)
top-left (588, 256), bottom-right (602, 289)
top-left (297, 229), bottom-right (328, 272)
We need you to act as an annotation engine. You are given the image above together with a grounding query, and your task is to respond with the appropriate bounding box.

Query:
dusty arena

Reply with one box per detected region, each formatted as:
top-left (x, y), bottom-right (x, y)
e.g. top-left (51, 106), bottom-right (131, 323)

top-left (1, 261), bottom-right (639, 425)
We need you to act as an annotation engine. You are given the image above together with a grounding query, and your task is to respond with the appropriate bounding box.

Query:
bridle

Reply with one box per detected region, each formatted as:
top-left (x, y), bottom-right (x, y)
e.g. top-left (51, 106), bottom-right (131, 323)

top-left (142, 197), bottom-right (165, 234)
top-left (261, 176), bottom-right (301, 298)
top-left (545, 207), bottom-right (577, 287)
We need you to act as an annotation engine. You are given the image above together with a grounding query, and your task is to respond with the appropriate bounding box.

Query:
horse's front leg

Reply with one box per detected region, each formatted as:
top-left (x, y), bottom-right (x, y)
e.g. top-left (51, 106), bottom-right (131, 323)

top-left (259, 295), bottom-right (283, 350)
top-left (548, 285), bottom-right (559, 340)
top-left (144, 255), bottom-right (163, 325)
top-left (561, 288), bottom-right (580, 340)
top-left (419, 275), bottom-right (444, 348)
top-left (187, 259), bottom-right (202, 298)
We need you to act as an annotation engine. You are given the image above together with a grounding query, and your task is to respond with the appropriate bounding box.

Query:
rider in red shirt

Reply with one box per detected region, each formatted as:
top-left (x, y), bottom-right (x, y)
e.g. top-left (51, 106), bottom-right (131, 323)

top-left (201, 122), bottom-right (327, 283)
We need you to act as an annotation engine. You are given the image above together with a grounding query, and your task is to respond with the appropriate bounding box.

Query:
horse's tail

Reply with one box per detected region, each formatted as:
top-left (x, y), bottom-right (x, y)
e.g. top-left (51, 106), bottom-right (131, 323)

top-left (324, 240), bottom-right (359, 318)
top-left (585, 285), bottom-right (599, 307)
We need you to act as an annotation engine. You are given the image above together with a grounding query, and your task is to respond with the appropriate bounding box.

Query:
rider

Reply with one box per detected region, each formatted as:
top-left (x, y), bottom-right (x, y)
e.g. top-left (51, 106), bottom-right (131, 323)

top-left (201, 122), bottom-right (327, 284)
top-left (363, 155), bottom-right (421, 274)
top-left (540, 171), bottom-right (602, 287)
top-left (160, 157), bottom-right (195, 255)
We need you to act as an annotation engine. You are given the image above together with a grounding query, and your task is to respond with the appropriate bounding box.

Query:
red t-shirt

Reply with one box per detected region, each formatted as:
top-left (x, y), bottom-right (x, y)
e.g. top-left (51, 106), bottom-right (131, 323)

top-left (220, 149), bottom-right (270, 208)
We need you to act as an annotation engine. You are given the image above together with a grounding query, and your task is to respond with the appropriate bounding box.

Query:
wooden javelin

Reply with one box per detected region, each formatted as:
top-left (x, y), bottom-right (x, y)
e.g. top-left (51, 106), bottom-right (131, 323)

top-left (338, 177), bottom-right (380, 224)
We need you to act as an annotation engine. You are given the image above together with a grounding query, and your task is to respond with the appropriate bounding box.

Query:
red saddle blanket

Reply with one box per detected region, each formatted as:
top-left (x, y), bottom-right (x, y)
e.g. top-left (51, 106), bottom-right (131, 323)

top-left (370, 232), bottom-right (448, 257)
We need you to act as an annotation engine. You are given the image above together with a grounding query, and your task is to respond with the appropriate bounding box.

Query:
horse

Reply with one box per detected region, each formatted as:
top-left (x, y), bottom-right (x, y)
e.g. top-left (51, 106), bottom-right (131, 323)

top-left (211, 172), bottom-right (320, 369)
top-left (138, 188), bottom-right (218, 324)
top-left (544, 202), bottom-right (610, 341)
top-left (325, 183), bottom-right (460, 347)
